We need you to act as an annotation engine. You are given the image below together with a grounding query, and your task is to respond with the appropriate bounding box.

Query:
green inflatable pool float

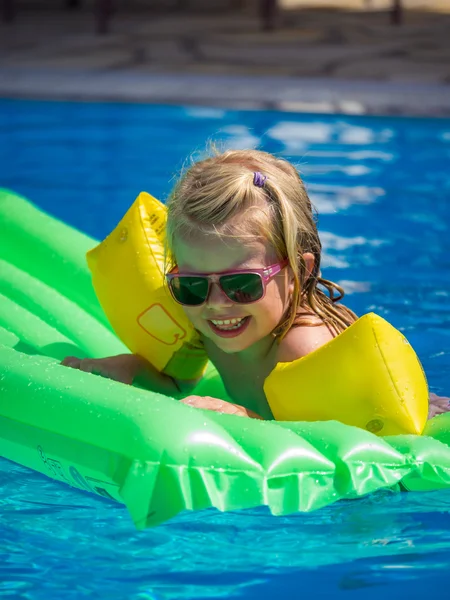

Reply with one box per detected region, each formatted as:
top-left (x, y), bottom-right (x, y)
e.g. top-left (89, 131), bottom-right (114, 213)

top-left (1, 189), bottom-right (450, 529)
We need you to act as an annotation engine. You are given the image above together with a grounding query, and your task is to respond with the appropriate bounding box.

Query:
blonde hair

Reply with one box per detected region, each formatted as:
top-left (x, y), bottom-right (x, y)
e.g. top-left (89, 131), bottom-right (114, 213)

top-left (165, 149), bottom-right (357, 337)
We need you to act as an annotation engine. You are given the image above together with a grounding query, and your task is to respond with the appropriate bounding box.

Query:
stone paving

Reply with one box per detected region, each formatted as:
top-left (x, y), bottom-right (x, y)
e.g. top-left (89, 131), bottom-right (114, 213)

top-left (1, 1), bottom-right (450, 115)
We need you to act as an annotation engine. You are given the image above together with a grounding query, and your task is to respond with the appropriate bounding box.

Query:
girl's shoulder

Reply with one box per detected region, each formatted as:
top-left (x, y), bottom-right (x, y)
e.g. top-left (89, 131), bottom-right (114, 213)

top-left (276, 319), bottom-right (334, 364)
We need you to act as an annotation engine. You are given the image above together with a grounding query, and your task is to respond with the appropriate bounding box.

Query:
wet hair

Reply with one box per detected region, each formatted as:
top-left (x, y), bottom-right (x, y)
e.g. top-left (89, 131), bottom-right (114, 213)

top-left (165, 148), bottom-right (357, 338)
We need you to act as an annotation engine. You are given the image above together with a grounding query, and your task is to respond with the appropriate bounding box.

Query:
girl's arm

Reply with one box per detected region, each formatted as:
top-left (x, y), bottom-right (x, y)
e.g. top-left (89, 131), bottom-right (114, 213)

top-left (61, 354), bottom-right (198, 397)
top-left (61, 355), bottom-right (261, 417)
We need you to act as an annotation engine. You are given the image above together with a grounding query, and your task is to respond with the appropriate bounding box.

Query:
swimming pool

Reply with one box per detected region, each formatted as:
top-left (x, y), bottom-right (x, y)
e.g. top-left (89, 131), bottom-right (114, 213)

top-left (0, 98), bottom-right (449, 598)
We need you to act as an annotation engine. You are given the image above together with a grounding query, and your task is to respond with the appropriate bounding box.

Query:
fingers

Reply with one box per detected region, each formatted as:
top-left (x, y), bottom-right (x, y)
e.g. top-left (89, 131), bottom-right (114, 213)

top-left (60, 356), bottom-right (132, 385)
top-left (180, 396), bottom-right (259, 419)
top-left (428, 393), bottom-right (450, 419)
top-left (227, 404), bottom-right (263, 419)
top-left (428, 406), bottom-right (442, 420)
top-left (244, 408), bottom-right (264, 420)
top-left (180, 396), bottom-right (194, 405)
top-left (180, 396), bottom-right (212, 409)
top-left (61, 356), bottom-right (81, 368)
top-left (61, 357), bottom-right (94, 374)
top-left (428, 394), bottom-right (450, 414)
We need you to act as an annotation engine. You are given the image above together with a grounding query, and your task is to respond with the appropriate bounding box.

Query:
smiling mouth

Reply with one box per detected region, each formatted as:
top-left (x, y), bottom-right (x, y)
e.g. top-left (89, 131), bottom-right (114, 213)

top-left (210, 317), bottom-right (247, 330)
top-left (207, 316), bottom-right (251, 337)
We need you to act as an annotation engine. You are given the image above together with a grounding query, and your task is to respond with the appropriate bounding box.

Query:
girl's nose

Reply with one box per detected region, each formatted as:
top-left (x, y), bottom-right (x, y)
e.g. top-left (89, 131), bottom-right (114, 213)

top-left (206, 282), bottom-right (232, 307)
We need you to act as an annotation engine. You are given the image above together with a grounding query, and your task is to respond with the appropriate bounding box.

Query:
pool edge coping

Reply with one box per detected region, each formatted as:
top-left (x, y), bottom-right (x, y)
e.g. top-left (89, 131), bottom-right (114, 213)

top-left (1, 67), bottom-right (450, 118)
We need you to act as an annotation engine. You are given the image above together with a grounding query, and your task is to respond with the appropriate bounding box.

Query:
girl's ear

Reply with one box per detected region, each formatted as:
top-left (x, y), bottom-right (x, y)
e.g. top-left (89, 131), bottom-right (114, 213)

top-left (286, 253), bottom-right (315, 295)
top-left (302, 252), bottom-right (315, 281)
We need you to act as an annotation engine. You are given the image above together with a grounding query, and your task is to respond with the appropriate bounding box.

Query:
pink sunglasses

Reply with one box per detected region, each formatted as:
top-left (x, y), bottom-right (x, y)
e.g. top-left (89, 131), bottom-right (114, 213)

top-left (166, 259), bottom-right (289, 306)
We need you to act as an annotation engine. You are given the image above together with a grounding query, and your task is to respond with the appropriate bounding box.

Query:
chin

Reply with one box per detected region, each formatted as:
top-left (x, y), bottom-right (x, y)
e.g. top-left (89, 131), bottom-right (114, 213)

top-left (213, 334), bottom-right (260, 354)
top-left (220, 342), bottom-right (248, 354)
top-left (212, 339), bottom-right (246, 353)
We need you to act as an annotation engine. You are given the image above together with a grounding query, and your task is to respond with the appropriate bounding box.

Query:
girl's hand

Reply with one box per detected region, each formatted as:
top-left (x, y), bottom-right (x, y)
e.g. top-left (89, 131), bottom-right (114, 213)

top-left (61, 354), bottom-right (142, 385)
top-left (181, 396), bottom-right (263, 419)
top-left (428, 393), bottom-right (450, 419)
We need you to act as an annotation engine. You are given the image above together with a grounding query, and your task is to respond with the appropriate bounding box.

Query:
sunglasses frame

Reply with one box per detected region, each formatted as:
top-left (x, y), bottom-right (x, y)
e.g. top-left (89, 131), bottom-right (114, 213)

top-left (166, 259), bottom-right (289, 306)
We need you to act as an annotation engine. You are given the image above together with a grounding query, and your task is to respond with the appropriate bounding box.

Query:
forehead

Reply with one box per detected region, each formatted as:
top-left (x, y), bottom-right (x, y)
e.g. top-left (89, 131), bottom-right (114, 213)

top-left (173, 234), bottom-right (276, 273)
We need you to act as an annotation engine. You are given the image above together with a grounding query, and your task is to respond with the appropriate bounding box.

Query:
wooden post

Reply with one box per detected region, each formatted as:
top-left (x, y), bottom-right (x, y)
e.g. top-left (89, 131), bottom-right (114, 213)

top-left (2, 0), bottom-right (15, 22)
top-left (96, 0), bottom-right (113, 35)
top-left (260, 0), bottom-right (277, 31)
top-left (391, 0), bottom-right (403, 26)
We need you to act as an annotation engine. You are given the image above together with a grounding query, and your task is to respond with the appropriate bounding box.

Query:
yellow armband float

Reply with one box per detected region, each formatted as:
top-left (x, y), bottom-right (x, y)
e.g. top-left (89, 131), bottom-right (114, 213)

top-left (264, 313), bottom-right (429, 435)
top-left (86, 192), bottom-right (208, 380)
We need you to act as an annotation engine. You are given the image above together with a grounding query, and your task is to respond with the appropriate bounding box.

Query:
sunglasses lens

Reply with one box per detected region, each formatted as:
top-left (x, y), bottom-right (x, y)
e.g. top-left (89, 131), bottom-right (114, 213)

top-left (220, 273), bottom-right (264, 303)
top-left (169, 277), bottom-right (209, 306)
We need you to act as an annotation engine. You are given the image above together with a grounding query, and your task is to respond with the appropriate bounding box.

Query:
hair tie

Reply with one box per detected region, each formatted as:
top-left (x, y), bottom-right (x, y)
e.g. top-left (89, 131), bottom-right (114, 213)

top-left (253, 172), bottom-right (267, 188)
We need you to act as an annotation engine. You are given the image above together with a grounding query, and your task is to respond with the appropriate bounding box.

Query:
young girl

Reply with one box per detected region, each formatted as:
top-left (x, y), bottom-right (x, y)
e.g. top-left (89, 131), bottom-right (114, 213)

top-left (62, 149), bottom-right (448, 420)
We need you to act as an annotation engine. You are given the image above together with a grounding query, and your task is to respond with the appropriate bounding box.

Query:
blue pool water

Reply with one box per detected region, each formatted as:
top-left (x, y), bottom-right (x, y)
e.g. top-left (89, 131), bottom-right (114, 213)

top-left (1, 98), bottom-right (450, 598)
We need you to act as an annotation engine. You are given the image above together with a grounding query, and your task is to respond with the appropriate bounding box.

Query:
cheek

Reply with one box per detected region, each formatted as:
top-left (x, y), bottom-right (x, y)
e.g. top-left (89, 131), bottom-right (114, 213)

top-left (181, 306), bottom-right (203, 327)
top-left (269, 276), bottom-right (291, 308)
top-left (253, 281), bottom-right (289, 326)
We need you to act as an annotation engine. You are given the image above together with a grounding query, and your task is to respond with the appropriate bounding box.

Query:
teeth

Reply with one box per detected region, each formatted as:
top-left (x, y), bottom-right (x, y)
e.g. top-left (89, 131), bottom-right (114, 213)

top-left (210, 317), bottom-right (247, 330)
top-left (211, 318), bottom-right (243, 325)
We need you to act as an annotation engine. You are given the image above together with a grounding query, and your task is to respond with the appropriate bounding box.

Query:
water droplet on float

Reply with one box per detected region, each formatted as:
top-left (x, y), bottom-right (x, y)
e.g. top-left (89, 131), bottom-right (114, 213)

top-left (119, 228), bottom-right (128, 243)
